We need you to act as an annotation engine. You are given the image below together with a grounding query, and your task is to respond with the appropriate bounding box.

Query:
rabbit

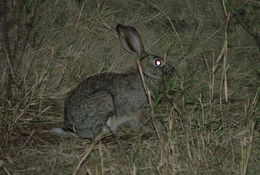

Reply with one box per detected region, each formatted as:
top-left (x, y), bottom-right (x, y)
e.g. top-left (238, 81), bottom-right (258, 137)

top-left (63, 24), bottom-right (165, 139)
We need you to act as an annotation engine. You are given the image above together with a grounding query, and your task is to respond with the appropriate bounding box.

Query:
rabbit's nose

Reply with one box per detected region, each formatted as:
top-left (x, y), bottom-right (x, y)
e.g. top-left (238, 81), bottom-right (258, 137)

top-left (162, 64), bottom-right (169, 74)
top-left (163, 64), bottom-right (175, 76)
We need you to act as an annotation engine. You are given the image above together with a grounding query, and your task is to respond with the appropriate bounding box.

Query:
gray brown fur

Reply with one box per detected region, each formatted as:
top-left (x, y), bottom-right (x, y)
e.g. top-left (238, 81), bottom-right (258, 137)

top-left (64, 24), bottom-right (165, 139)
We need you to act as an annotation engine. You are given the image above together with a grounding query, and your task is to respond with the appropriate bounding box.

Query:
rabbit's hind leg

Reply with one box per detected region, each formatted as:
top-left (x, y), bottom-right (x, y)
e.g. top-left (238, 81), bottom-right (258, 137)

top-left (72, 91), bottom-right (114, 139)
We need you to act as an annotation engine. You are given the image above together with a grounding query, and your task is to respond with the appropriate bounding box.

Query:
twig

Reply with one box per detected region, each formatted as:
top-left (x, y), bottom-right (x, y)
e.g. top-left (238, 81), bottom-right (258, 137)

top-left (148, 2), bottom-right (185, 57)
top-left (16, 0), bottom-right (41, 72)
top-left (73, 142), bottom-right (95, 175)
top-left (136, 59), bottom-right (175, 172)
top-left (73, 134), bottom-right (103, 175)
top-left (99, 142), bottom-right (105, 175)
top-left (217, 1), bottom-right (230, 109)
top-left (0, 160), bottom-right (11, 175)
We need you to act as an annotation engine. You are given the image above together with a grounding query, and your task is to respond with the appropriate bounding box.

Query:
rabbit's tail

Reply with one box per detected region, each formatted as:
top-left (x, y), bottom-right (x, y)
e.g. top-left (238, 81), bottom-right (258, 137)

top-left (50, 128), bottom-right (67, 135)
top-left (50, 127), bottom-right (78, 137)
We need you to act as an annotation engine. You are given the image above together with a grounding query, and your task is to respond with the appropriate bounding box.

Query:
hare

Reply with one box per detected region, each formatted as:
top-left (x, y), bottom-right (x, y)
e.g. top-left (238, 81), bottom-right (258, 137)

top-left (64, 24), bottom-right (165, 139)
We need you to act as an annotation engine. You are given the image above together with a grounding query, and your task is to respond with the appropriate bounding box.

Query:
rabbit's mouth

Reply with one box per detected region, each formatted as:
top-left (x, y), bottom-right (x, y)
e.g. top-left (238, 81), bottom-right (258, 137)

top-left (143, 70), bottom-right (162, 80)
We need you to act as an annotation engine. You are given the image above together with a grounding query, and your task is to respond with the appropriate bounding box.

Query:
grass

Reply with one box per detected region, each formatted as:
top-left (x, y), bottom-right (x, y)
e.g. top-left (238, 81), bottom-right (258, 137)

top-left (0, 0), bottom-right (259, 174)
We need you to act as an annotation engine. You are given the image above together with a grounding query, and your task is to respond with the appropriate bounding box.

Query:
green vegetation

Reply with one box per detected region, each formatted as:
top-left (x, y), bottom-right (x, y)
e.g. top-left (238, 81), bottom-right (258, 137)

top-left (0, 0), bottom-right (259, 174)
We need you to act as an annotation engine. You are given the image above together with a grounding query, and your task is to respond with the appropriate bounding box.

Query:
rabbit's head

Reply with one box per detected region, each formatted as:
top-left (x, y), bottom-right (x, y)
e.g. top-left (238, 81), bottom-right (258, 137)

top-left (116, 24), bottom-right (165, 91)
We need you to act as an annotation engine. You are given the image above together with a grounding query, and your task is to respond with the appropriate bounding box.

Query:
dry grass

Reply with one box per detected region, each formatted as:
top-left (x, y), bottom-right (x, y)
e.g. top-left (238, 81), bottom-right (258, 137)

top-left (0, 0), bottom-right (259, 174)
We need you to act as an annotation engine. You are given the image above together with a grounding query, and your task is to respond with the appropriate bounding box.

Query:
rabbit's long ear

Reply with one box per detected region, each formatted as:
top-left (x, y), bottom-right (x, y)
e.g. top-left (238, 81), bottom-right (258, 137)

top-left (116, 24), bottom-right (145, 55)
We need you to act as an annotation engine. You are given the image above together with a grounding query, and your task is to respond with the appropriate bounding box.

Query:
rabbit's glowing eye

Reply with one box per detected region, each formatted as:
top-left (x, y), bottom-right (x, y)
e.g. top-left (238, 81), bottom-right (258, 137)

top-left (155, 59), bottom-right (162, 66)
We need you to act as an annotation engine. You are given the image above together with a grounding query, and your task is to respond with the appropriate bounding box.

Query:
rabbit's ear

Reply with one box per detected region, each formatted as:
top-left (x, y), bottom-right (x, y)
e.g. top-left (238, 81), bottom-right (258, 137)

top-left (116, 24), bottom-right (145, 55)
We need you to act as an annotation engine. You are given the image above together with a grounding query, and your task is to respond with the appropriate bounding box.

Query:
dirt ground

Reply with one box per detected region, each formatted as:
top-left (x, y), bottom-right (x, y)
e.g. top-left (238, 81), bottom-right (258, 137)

top-left (0, 0), bottom-right (259, 174)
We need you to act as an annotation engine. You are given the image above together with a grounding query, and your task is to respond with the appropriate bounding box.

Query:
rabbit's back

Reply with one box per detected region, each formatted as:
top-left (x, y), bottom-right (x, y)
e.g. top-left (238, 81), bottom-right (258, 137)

top-left (64, 72), bottom-right (147, 114)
